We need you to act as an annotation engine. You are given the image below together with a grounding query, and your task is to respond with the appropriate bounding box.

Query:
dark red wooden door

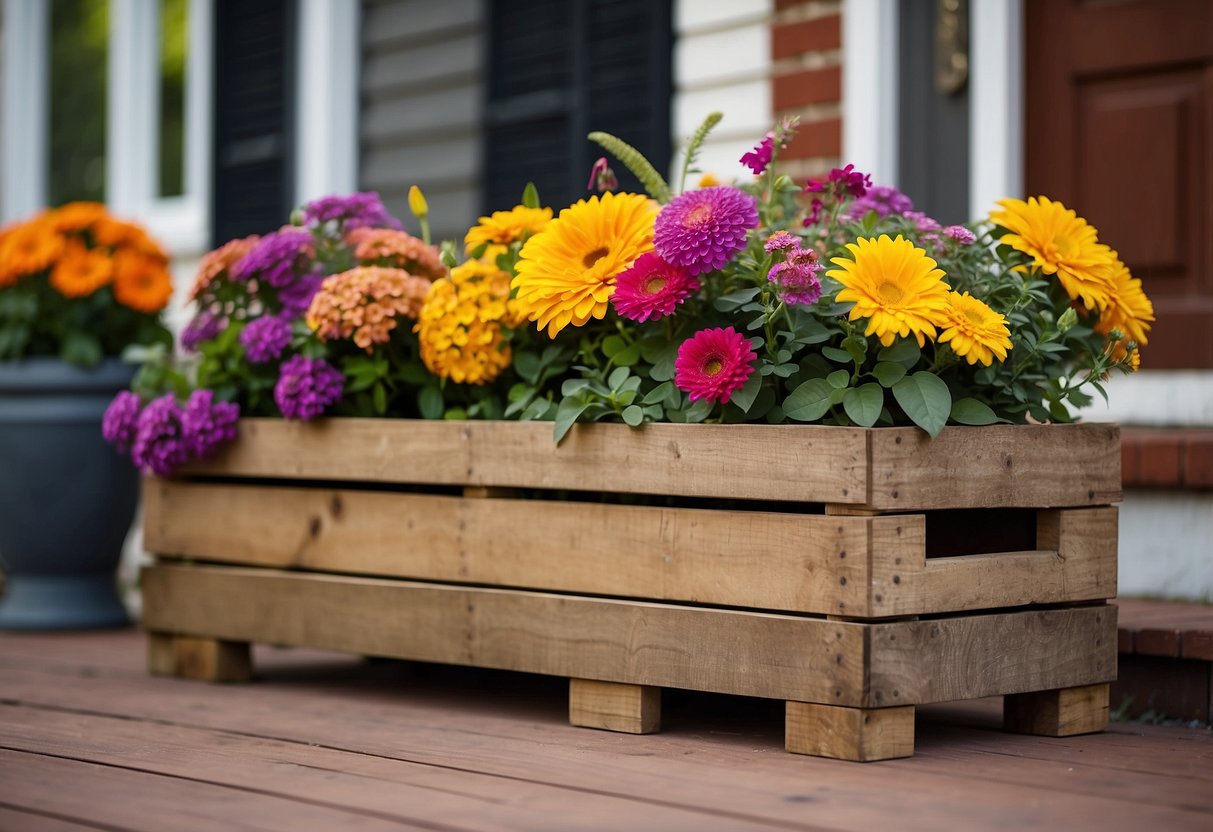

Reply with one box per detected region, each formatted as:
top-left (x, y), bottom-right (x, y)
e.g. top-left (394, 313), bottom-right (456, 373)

top-left (1025, 0), bottom-right (1213, 368)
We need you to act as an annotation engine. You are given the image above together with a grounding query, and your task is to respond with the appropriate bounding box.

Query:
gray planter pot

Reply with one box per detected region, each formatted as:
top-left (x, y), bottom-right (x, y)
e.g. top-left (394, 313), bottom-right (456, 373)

top-left (0, 358), bottom-right (139, 629)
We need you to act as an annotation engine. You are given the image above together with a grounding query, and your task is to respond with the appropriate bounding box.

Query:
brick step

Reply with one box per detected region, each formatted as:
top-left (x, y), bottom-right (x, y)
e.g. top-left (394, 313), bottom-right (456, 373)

top-left (1113, 598), bottom-right (1213, 722)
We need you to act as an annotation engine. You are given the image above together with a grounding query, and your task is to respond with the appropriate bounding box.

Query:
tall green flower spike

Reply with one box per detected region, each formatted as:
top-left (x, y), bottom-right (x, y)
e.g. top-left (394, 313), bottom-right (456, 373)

top-left (587, 132), bottom-right (672, 204)
top-left (679, 111), bottom-right (723, 194)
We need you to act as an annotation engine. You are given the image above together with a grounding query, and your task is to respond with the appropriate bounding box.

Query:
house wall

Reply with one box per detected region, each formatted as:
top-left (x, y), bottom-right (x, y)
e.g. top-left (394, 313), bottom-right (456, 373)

top-left (358, 0), bottom-right (483, 243)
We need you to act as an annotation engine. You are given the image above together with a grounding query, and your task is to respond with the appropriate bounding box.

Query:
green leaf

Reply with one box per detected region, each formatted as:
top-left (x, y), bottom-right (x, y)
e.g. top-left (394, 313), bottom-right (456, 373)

top-left (683, 398), bottom-right (713, 423)
top-left (521, 182), bottom-right (541, 209)
top-left (60, 331), bottom-right (103, 367)
top-left (649, 355), bottom-right (676, 382)
top-left (642, 381), bottom-right (675, 405)
top-left (602, 335), bottom-right (626, 358)
top-left (891, 372), bottom-right (952, 437)
top-left (950, 397), bottom-right (999, 426)
top-left (871, 361), bottom-right (906, 387)
top-left (878, 339), bottom-right (921, 368)
top-left (622, 405), bottom-right (644, 427)
top-left (608, 366), bottom-right (630, 390)
top-left (730, 370), bottom-right (763, 413)
top-left (418, 385), bottom-right (444, 419)
top-left (614, 343), bottom-right (641, 367)
top-left (561, 378), bottom-right (591, 397)
top-left (522, 398), bottom-right (554, 421)
top-left (842, 335), bottom-right (867, 365)
top-left (514, 351), bottom-right (541, 384)
top-left (784, 378), bottom-right (834, 422)
top-left (713, 287), bottom-right (761, 312)
top-left (826, 369), bottom-right (850, 389)
top-left (822, 346), bottom-right (853, 364)
top-left (678, 111), bottom-right (723, 193)
top-left (843, 383), bottom-right (884, 427)
top-left (553, 397), bottom-right (591, 444)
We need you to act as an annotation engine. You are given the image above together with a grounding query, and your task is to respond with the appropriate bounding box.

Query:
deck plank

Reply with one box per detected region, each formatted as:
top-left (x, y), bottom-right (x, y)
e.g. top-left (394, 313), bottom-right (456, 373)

top-left (0, 631), bottom-right (1210, 831)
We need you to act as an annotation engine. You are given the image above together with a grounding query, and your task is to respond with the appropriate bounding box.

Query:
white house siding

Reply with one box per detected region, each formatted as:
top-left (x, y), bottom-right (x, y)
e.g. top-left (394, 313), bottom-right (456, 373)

top-left (358, 0), bottom-right (484, 242)
top-left (672, 0), bottom-right (772, 184)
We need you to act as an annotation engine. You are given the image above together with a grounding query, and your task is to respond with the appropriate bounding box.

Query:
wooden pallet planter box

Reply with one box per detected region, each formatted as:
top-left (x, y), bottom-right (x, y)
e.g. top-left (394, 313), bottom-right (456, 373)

top-left (142, 418), bottom-right (1121, 761)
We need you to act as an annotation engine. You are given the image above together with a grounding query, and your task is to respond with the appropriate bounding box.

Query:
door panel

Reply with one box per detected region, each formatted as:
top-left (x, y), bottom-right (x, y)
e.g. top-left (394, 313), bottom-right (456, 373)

top-left (1026, 0), bottom-right (1213, 368)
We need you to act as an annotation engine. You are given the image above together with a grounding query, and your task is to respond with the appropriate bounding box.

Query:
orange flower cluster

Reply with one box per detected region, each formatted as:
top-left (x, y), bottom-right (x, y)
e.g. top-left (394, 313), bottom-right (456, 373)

top-left (307, 266), bottom-right (432, 352)
top-left (189, 235), bottom-right (260, 300)
top-left (0, 202), bottom-right (173, 313)
top-left (345, 227), bottom-right (446, 281)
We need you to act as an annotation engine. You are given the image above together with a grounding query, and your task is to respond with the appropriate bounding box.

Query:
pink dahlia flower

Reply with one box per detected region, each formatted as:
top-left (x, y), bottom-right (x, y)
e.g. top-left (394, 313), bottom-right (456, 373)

top-left (654, 186), bottom-right (758, 275)
top-left (611, 253), bottom-right (700, 322)
top-left (674, 327), bottom-right (757, 404)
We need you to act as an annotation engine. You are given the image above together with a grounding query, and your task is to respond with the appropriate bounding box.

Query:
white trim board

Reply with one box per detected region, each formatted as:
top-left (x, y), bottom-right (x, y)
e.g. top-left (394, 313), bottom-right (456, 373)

top-left (295, 0), bottom-right (361, 204)
top-left (0, 0), bottom-right (48, 223)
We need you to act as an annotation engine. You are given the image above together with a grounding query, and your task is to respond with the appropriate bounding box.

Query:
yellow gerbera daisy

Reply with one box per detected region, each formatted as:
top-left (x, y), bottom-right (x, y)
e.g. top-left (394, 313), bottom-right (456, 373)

top-left (512, 192), bottom-right (656, 337)
top-left (1094, 255), bottom-right (1153, 348)
top-left (989, 196), bottom-right (1116, 311)
top-left (464, 205), bottom-right (553, 252)
top-left (937, 292), bottom-right (1012, 366)
top-left (826, 234), bottom-right (951, 347)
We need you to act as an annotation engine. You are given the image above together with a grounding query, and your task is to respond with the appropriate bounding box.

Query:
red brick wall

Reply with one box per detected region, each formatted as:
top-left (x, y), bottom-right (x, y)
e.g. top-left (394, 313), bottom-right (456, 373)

top-left (1122, 429), bottom-right (1213, 490)
top-left (771, 0), bottom-right (843, 181)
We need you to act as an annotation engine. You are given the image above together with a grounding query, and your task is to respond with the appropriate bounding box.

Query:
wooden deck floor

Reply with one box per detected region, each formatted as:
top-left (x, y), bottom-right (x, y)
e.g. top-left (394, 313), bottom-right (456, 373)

top-left (0, 628), bottom-right (1210, 832)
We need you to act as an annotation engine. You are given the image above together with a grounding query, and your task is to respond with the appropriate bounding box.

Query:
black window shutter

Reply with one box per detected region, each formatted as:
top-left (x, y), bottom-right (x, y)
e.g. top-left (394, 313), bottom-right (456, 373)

top-left (484, 0), bottom-right (672, 213)
top-left (211, 0), bottom-right (297, 246)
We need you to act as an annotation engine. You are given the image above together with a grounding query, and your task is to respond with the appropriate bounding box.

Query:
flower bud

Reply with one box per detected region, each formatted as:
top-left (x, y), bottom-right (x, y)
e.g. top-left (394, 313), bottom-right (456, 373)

top-left (1056, 306), bottom-right (1078, 333)
top-left (408, 185), bottom-right (429, 219)
top-left (587, 157), bottom-right (618, 193)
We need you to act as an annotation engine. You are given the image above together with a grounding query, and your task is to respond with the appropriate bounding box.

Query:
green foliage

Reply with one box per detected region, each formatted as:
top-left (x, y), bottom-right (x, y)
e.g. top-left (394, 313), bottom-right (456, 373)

top-left (678, 111), bottom-right (723, 194)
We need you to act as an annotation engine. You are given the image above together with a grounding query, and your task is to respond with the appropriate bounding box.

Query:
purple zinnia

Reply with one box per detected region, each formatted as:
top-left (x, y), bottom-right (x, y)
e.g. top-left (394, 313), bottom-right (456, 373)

top-left (102, 391), bottom-right (143, 454)
top-left (740, 133), bottom-right (775, 175)
top-left (302, 191), bottom-right (403, 231)
top-left (240, 315), bottom-right (293, 364)
top-left (181, 309), bottom-right (225, 352)
top-left (131, 394), bottom-right (190, 476)
top-left (277, 271), bottom-right (326, 316)
top-left (764, 231), bottom-right (799, 252)
top-left (849, 185), bottom-right (914, 219)
top-left (274, 355), bottom-right (343, 421)
top-left (944, 225), bottom-right (976, 245)
top-left (654, 186), bottom-right (759, 275)
top-left (232, 227), bottom-right (315, 289)
top-left (180, 389), bottom-right (240, 459)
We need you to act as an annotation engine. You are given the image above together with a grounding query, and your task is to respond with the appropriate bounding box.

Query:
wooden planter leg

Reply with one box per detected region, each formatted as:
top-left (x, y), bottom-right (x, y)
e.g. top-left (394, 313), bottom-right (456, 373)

top-left (568, 678), bottom-right (661, 734)
top-left (785, 701), bottom-right (915, 761)
top-left (1004, 683), bottom-right (1110, 736)
top-left (147, 633), bottom-right (252, 683)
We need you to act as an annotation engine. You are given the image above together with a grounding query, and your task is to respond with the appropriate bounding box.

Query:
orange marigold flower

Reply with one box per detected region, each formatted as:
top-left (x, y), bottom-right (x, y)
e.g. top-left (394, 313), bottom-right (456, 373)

top-left (345, 227), bottom-right (446, 281)
top-left (94, 218), bottom-right (169, 262)
top-left (50, 242), bottom-right (115, 298)
top-left (0, 220), bottom-right (66, 285)
top-left (307, 266), bottom-right (431, 352)
top-left (113, 250), bottom-right (174, 313)
top-left (189, 235), bottom-right (260, 300)
top-left (47, 202), bottom-right (109, 232)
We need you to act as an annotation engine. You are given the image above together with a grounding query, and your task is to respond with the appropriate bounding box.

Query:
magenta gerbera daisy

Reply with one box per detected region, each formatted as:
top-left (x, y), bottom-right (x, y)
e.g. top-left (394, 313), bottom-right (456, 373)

top-left (674, 327), bottom-right (757, 404)
top-left (611, 253), bottom-right (701, 322)
top-left (654, 186), bottom-right (758, 275)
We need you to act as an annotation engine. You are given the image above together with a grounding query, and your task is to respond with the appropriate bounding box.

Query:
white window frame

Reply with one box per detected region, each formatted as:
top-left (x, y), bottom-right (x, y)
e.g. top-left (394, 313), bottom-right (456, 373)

top-left (107, 0), bottom-right (214, 259)
top-left (842, 0), bottom-right (1024, 214)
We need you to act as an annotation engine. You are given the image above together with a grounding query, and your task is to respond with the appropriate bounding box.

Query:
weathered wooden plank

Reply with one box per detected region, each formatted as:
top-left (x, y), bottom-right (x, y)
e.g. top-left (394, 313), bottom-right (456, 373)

top-left (179, 418), bottom-right (872, 503)
top-left (146, 482), bottom-right (1116, 618)
top-left (0, 704), bottom-right (756, 832)
top-left (866, 423), bottom-right (1121, 510)
top-left (785, 702), bottom-right (915, 762)
top-left (869, 507), bottom-right (1119, 617)
top-left (142, 563), bottom-right (869, 706)
top-left (180, 419), bottom-right (1119, 509)
top-left (0, 748), bottom-right (430, 832)
top-left (142, 564), bottom-right (1118, 709)
top-left (866, 606), bottom-right (1117, 707)
top-left (1004, 683), bottom-right (1111, 736)
top-left (569, 679), bottom-right (661, 734)
top-left (144, 480), bottom-right (878, 615)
